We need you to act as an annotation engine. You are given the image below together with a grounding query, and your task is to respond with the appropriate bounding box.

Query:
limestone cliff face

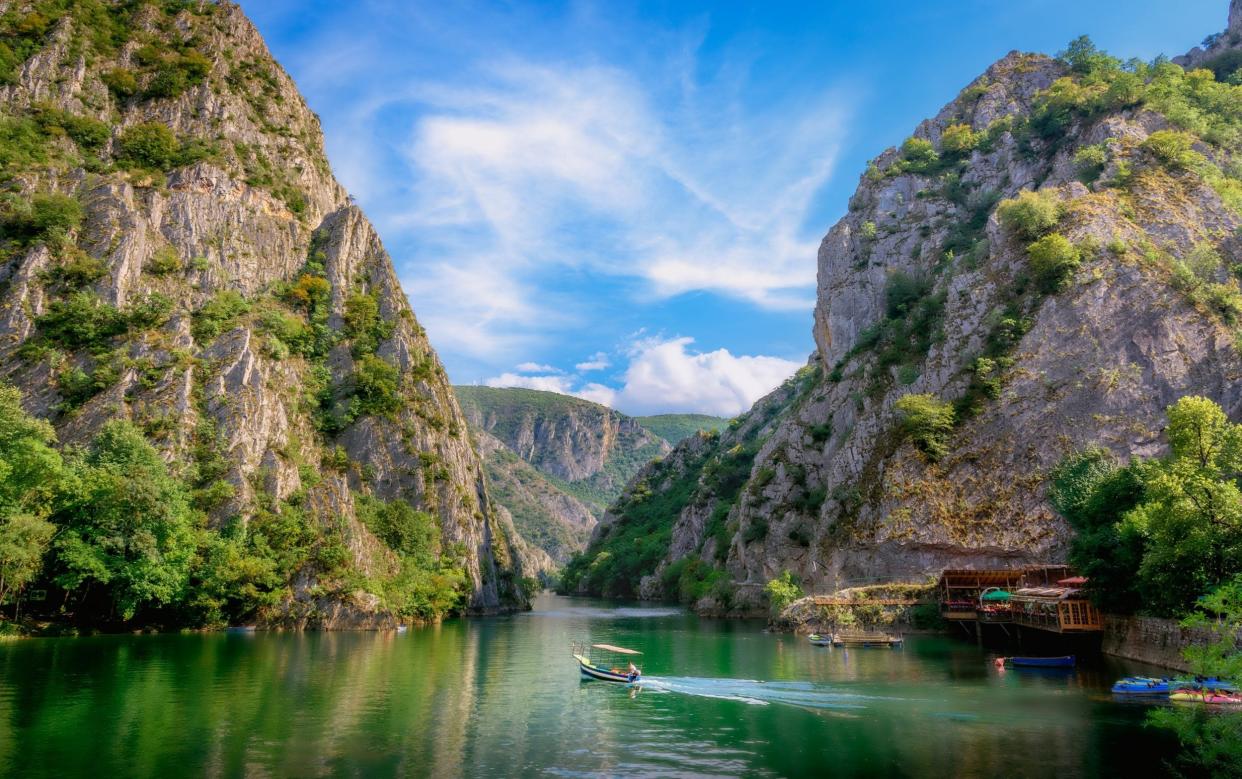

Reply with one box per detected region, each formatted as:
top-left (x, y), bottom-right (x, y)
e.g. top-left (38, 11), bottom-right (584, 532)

top-left (1174, 0), bottom-right (1242, 70)
top-left (0, 1), bottom-right (528, 623)
top-left (456, 386), bottom-right (670, 489)
top-left (587, 3), bottom-right (1242, 612)
top-left (455, 386), bottom-right (670, 565)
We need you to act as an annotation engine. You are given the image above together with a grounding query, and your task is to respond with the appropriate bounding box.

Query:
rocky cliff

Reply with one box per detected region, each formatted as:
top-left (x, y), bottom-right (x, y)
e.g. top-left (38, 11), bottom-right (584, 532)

top-left (0, 0), bottom-right (528, 624)
top-left (455, 386), bottom-right (670, 565)
top-left (567, 2), bottom-right (1242, 612)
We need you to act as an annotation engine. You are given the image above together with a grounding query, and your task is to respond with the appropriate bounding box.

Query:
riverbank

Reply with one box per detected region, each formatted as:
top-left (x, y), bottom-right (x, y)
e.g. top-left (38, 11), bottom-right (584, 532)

top-left (771, 584), bottom-right (941, 635)
top-left (769, 588), bottom-right (1229, 673)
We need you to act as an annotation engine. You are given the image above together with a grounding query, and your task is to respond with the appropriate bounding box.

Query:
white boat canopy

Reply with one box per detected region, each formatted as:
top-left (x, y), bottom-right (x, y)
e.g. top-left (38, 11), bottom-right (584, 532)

top-left (592, 643), bottom-right (641, 655)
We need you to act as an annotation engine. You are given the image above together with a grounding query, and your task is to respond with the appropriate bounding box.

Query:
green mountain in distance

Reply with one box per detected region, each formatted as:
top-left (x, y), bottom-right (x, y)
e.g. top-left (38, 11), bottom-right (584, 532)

top-left (454, 386), bottom-right (673, 565)
top-left (635, 414), bottom-right (729, 444)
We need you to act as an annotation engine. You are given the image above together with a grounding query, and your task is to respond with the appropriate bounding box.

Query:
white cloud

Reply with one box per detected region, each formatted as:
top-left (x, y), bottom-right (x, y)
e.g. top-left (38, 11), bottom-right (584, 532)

top-left (484, 373), bottom-right (575, 395)
top-left (609, 337), bottom-right (801, 416)
top-left (575, 352), bottom-right (611, 372)
top-left (486, 336), bottom-right (801, 417)
top-left (515, 362), bottom-right (559, 373)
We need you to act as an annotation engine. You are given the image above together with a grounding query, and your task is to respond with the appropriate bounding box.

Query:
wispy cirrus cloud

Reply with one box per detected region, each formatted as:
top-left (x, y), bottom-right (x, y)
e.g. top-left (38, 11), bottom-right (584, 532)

top-left (399, 61), bottom-right (849, 336)
top-left (254, 1), bottom-right (847, 412)
top-left (575, 352), bottom-right (611, 372)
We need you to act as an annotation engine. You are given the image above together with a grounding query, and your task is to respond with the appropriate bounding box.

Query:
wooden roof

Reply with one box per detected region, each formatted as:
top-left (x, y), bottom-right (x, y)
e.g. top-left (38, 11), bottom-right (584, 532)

top-left (592, 643), bottom-right (641, 655)
top-left (937, 569), bottom-right (1024, 588)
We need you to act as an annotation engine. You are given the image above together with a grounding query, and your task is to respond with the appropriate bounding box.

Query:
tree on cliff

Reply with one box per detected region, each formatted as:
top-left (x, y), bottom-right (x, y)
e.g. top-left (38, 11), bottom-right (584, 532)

top-left (1126, 397), bottom-right (1242, 616)
top-left (0, 386), bottom-right (61, 610)
top-left (1052, 397), bottom-right (1242, 617)
top-left (51, 421), bottom-right (198, 621)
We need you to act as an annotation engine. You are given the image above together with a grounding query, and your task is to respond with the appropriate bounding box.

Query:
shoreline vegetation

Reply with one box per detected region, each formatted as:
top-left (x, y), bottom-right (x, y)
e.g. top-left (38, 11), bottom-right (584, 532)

top-left (0, 382), bottom-right (482, 635)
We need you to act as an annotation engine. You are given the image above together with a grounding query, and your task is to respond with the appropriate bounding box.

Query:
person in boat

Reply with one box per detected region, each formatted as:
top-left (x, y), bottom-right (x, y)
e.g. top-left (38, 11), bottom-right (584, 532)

top-left (627, 661), bottom-right (639, 681)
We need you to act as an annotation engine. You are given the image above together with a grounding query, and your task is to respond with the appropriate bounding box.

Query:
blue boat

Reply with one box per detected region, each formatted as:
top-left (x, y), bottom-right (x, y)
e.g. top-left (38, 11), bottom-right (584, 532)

top-left (1112, 676), bottom-right (1233, 695)
top-left (571, 641), bottom-right (641, 683)
top-left (1004, 655), bottom-right (1075, 668)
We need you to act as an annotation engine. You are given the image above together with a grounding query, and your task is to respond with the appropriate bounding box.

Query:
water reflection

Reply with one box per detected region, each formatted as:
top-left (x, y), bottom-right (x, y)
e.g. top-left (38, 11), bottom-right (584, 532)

top-left (0, 593), bottom-right (1182, 778)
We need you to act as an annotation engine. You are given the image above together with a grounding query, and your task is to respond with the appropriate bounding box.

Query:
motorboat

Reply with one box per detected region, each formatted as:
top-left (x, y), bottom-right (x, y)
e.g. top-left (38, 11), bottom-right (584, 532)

top-left (571, 641), bottom-right (642, 683)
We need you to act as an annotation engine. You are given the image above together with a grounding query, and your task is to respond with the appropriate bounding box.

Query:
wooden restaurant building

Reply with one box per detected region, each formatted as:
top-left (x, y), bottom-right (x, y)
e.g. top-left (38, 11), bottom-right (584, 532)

top-left (935, 565), bottom-right (1103, 635)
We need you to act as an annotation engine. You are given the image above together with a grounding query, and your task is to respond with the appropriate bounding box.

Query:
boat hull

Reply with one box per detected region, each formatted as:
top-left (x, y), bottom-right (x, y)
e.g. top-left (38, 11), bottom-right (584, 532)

top-left (1171, 689), bottom-right (1242, 705)
top-left (576, 656), bottom-right (639, 683)
top-left (1007, 655), bottom-right (1075, 668)
top-left (1112, 677), bottom-right (1233, 695)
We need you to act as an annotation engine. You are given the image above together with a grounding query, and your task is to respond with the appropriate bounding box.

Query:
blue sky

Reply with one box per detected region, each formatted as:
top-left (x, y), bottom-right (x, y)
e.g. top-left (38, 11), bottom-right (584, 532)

top-left (244, 0), bottom-right (1223, 416)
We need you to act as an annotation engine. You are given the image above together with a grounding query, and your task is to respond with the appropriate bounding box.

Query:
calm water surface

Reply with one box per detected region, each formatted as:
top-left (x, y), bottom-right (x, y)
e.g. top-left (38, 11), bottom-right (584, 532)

top-left (0, 593), bottom-right (1181, 777)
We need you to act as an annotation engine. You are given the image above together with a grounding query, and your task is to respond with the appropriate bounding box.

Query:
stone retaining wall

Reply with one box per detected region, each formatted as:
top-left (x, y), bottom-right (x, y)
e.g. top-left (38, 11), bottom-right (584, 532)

top-left (1101, 615), bottom-right (1224, 671)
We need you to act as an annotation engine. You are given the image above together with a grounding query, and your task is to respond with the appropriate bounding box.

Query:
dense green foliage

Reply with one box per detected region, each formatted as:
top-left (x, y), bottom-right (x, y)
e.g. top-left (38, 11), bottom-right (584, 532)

top-left (1051, 397), bottom-right (1242, 618)
top-left (1048, 448), bottom-right (1146, 613)
top-left (894, 393), bottom-right (955, 461)
top-left (116, 121), bottom-right (213, 172)
top-left (1127, 397), bottom-right (1242, 616)
top-left (1026, 233), bottom-right (1082, 292)
top-left (343, 291), bottom-right (395, 357)
top-left (2, 191), bottom-right (82, 244)
top-left (356, 495), bottom-right (467, 620)
top-left (192, 291), bottom-right (251, 343)
top-left (0, 382), bottom-right (465, 629)
top-left (352, 354), bottom-right (402, 418)
top-left (997, 190), bottom-right (1062, 240)
top-left (0, 386), bottom-right (60, 606)
top-left (1146, 576), bottom-right (1242, 776)
top-left (558, 448), bottom-right (708, 598)
top-left (52, 421), bottom-right (198, 620)
top-left (36, 291), bottom-right (164, 351)
top-left (764, 570), bottom-right (803, 615)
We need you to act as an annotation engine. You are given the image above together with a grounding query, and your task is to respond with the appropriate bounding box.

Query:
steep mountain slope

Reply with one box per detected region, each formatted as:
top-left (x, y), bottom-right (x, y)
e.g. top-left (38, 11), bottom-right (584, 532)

top-left (455, 386), bottom-right (670, 562)
top-left (0, 0), bottom-right (528, 625)
top-left (472, 427), bottom-right (595, 565)
top-left (567, 2), bottom-right (1242, 613)
top-left (635, 414), bottom-right (729, 444)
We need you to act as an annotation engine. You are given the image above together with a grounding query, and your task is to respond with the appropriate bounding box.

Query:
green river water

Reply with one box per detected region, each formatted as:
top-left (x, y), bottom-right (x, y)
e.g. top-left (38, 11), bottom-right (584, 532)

top-left (0, 593), bottom-right (1184, 777)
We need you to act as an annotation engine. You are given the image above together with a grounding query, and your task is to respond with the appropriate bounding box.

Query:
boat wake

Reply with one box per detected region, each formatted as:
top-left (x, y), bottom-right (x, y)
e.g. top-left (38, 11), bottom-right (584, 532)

top-left (638, 677), bottom-right (905, 711)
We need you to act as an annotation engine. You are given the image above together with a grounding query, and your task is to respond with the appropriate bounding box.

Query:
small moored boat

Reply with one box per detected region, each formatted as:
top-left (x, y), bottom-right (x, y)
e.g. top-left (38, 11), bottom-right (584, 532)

top-left (1170, 688), bottom-right (1242, 705)
top-left (1112, 676), bottom-right (1233, 695)
top-left (807, 633), bottom-right (832, 646)
top-left (571, 641), bottom-right (642, 683)
top-left (1002, 655), bottom-right (1075, 668)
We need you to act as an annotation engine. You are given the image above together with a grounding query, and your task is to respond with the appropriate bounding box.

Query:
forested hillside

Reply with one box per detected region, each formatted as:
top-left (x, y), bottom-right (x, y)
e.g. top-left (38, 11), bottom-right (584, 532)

top-left (0, 0), bottom-right (531, 630)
